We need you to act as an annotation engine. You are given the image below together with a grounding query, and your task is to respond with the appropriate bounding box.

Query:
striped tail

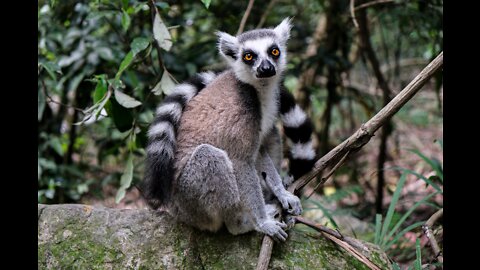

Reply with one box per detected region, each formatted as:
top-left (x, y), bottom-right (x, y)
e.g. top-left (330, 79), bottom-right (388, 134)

top-left (142, 71), bottom-right (217, 209)
top-left (279, 88), bottom-right (316, 180)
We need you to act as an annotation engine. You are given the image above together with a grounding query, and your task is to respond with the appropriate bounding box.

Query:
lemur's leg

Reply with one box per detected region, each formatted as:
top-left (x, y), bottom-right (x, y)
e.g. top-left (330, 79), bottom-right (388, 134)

top-left (225, 160), bottom-right (288, 242)
top-left (261, 126), bottom-right (283, 171)
top-left (172, 144), bottom-right (240, 232)
top-left (256, 148), bottom-right (303, 216)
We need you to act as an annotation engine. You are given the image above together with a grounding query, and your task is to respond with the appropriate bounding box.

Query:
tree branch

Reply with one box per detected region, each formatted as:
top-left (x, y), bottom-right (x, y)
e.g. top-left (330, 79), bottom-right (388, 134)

top-left (255, 234), bottom-right (275, 270)
top-left (350, 0), bottom-right (359, 29)
top-left (422, 208), bottom-right (443, 264)
top-left (256, 0), bottom-right (277, 29)
top-left (296, 217), bottom-right (381, 270)
top-left (237, 0), bottom-right (256, 35)
top-left (288, 51), bottom-right (443, 194)
top-left (354, 0), bottom-right (395, 11)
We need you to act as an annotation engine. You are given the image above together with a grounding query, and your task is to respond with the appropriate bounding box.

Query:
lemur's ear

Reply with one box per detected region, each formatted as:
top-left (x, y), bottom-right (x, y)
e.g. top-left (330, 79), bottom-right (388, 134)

top-left (216, 31), bottom-right (239, 62)
top-left (274, 17), bottom-right (293, 44)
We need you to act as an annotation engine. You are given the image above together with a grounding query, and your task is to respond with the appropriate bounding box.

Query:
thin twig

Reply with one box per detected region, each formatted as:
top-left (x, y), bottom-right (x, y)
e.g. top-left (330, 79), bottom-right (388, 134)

top-left (237, 0), bottom-right (256, 35)
top-left (256, 0), bottom-right (277, 29)
top-left (296, 216), bottom-right (369, 252)
top-left (288, 51), bottom-right (443, 194)
top-left (422, 208), bottom-right (443, 264)
top-left (350, 0), bottom-right (359, 29)
top-left (256, 204), bottom-right (281, 270)
top-left (41, 80), bottom-right (85, 114)
top-left (296, 216), bottom-right (380, 270)
top-left (306, 150), bottom-right (351, 199)
top-left (354, 0), bottom-right (395, 11)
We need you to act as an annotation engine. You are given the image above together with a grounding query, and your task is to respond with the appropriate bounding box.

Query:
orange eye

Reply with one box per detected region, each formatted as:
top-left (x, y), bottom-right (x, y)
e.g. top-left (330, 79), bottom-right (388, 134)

top-left (244, 53), bottom-right (253, 61)
top-left (271, 48), bottom-right (280, 56)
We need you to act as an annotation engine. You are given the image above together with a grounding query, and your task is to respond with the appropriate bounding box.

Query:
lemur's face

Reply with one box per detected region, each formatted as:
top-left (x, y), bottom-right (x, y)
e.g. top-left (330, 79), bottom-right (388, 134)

top-left (217, 18), bottom-right (292, 86)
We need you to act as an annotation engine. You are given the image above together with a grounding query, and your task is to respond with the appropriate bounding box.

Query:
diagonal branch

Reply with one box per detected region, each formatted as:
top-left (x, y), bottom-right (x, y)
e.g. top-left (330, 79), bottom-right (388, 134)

top-left (237, 0), bottom-right (256, 35)
top-left (288, 51), bottom-right (443, 194)
top-left (296, 216), bottom-right (381, 270)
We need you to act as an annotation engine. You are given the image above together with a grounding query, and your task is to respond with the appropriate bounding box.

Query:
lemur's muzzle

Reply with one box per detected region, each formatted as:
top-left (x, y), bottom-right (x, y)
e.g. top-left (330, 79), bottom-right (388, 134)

top-left (256, 60), bottom-right (276, 78)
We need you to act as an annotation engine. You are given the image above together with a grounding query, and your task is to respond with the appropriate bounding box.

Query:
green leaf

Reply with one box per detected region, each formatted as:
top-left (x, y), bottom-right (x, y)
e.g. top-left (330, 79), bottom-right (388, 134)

top-left (305, 199), bottom-right (338, 228)
top-left (93, 75), bottom-right (113, 116)
top-left (115, 51), bottom-right (134, 80)
top-left (380, 172), bottom-right (408, 247)
top-left (155, 2), bottom-right (170, 10)
top-left (384, 221), bottom-right (424, 251)
top-left (115, 154), bottom-right (134, 203)
top-left (115, 189), bottom-right (126, 204)
top-left (115, 38), bottom-right (150, 81)
top-left (408, 149), bottom-right (443, 182)
top-left (39, 61), bottom-right (62, 81)
top-left (114, 89), bottom-right (142, 108)
top-left (93, 75), bottom-right (108, 103)
top-left (414, 238), bottom-right (422, 270)
top-left (385, 191), bottom-right (439, 244)
top-left (201, 0), bottom-right (212, 9)
top-left (159, 70), bottom-right (176, 95)
top-left (121, 0), bottom-right (129, 9)
top-left (121, 9), bottom-right (131, 32)
top-left (134, 3), bottom-right (149, 13)
top-left (153, 11), bottom-right (172, 51)
top-left (374, 214), bottom-right (382, 245)
top-left (110, 98), bottom-right (134, 132)
top-left (392, 262), bottom-right (401, 270)
top-left (38, 89), bottom-right (46, 121)
top-left (130, 37), bottom-right (150, 55)
top-left (49, 137), bottom-right (64, 156)
top-left (150, 80), bottom-right (163, 96)
top-left (388, 167), bottom-right (442, 193)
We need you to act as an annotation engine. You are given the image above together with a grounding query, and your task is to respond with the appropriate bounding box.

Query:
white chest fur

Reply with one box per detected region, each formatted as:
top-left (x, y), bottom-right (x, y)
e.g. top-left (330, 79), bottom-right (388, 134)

top-left (257, 85), bottom-right (279, 140)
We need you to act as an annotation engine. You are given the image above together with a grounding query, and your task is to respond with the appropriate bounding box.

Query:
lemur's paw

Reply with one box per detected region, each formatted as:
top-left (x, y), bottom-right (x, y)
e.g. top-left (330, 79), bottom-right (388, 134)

top-left (278, 192), bottom-right (302, 216)
top-left (259, 219), bottom-right (288, 242)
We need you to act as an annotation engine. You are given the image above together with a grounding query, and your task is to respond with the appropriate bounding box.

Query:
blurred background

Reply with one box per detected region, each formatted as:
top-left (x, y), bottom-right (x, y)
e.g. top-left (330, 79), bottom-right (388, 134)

top-left (38, 0), bottom-right (442, 268)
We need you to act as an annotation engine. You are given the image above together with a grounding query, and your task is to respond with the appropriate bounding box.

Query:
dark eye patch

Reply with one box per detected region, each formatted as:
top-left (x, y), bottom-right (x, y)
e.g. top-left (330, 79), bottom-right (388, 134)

top-left (268, 45), bottom-right (280, 59)
top-left (242, 50), bottom-right (257, 65)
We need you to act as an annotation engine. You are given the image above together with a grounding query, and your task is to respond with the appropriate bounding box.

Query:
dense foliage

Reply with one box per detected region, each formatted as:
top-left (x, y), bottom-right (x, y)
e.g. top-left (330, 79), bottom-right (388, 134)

top-left (38, 0), bottom-right (442, 267)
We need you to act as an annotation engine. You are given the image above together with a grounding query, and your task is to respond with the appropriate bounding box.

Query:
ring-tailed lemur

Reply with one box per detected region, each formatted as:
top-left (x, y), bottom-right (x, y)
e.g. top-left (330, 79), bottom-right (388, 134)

top-left (143, 18), bottom-right (316, 241)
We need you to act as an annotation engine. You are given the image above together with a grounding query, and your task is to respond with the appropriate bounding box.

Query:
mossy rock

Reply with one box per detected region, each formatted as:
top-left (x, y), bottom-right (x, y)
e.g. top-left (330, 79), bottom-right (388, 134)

top-left (38, 204), bottom-right (391, 269)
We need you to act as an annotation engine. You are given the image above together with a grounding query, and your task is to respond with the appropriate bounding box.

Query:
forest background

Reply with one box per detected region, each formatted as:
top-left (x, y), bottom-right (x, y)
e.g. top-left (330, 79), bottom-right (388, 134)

top-left (38, 0), bottom-right (443, 268)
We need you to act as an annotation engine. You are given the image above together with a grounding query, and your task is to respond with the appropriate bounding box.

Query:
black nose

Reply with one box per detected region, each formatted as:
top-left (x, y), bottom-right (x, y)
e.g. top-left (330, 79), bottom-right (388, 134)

top-left (257, 60), bottom-right (276, 78)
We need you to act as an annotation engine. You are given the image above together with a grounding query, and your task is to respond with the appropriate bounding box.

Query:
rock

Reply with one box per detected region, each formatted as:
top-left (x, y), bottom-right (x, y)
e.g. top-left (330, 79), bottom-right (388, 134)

top-left (38, 204), bottom-right (392, 269)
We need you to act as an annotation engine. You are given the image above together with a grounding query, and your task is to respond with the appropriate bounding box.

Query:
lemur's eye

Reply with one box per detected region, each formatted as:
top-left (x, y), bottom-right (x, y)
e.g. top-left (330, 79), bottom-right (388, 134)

top-left (243, 53), bottom-right (253, 61)
top-left (271, 48), bottom-right (280, 56)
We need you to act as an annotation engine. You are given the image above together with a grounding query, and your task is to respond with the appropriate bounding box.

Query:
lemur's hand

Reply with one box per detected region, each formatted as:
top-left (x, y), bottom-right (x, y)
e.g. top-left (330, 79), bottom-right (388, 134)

top-left (278, 191), bottom-right (302, 216)
top-left (258, 219), bottom-right (288, 242)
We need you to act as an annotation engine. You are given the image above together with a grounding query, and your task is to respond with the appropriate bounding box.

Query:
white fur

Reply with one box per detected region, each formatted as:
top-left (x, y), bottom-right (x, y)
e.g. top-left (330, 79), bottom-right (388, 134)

top-left (258, 87), bottom-right (280, 140)
top-left (199, 71), bottom-right (217, 85)
top-left (281, 105), bottom-right (307, 128)
top-left (173, 83), bottom-right (197, 101)
top-left (148, 121), bottom-right (175, 140)
top-left (147, 139), bottom-right (175, 157)
top-left (217, 31), bottom-right (239, 64)
top-left (290, 141), bottom-right (315, 160)
top-left (156, 103), bottom-right (182, 122)
top-left (273, 17), bottom-right (292, 44)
